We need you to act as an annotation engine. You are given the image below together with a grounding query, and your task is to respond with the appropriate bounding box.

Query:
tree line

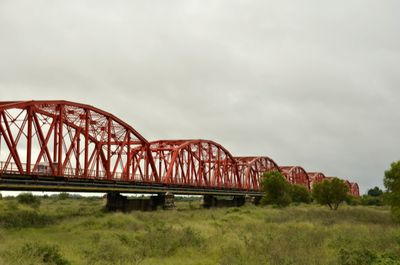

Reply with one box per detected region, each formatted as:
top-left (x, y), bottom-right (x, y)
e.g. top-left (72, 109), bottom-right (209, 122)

top-left (261, 170), bottom-right (387, 211)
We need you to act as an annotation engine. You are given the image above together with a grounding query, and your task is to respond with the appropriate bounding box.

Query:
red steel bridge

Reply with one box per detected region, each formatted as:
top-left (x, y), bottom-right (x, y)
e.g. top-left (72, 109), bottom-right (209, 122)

top-left (0, 101), bottom-right (360, 197)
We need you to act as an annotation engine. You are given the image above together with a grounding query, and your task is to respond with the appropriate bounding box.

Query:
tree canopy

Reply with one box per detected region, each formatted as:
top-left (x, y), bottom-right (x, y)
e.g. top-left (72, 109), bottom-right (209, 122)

top-left (290, 184), bottom-right (311, 204)
top-left (367, 186), bottom-right (383, 197)
top-left (260, 171), bottom-right (291, 207)
top-left (312, 178), bottom-right (348, 210)
top-left (384, 161), bottom-right (400, 221)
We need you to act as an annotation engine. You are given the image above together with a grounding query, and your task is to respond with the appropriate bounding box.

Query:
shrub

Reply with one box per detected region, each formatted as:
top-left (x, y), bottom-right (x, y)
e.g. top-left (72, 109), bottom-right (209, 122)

top-left (346, 195), bottom-right (361, 206)
top-left (368, 186), bottom-right (384, 197)
top-left (312, 178), bottom-right (348, 210)
top-left (290, 184), bottom-right (311, 203)
top-left (339, 248), bottom-right (377, 265)
top-left (5, 242), bottom-right (70, 265)
top-left (17, 193), bottom-right (41, 208)
top-left (0, 210), bottom-right (55, 228)
top-left (360, 195), bottom-right (384, 206)
top-left (260, 171), bottom-right (291, 207)
top-left (58, 193), bottom-right (70, 200)
top-left (339, 248), bottom-right (400, 265)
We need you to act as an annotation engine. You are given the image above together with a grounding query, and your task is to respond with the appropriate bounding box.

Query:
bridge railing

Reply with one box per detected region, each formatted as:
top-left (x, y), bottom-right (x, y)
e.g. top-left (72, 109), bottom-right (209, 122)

top-left (0, 161), bottom-right (250, 190)
top-left (0, 161), bottom-right (127, 180)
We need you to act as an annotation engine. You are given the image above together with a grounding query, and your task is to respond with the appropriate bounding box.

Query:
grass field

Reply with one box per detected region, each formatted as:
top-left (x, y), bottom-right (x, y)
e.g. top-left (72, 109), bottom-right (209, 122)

top-left (0, 196), bottom-right (399, 265)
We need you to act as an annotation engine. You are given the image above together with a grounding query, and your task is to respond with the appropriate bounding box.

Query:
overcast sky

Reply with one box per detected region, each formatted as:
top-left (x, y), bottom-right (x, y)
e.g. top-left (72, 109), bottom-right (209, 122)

top-left (0, 0), bottom-right (399, 194)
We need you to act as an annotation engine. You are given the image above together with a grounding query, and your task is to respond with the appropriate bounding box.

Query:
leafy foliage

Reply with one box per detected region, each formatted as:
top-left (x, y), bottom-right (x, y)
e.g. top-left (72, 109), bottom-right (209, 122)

top-left (5, 243), bottom-right (70, 265)
top-left (360, 195), bottom-right (385, 206)
top-left (58, 193), bottom-right (70, 200)
top-left (0, 210), bottom-right (55, 228)
top-left (17, 193), bottom-right (41, 208)
top-left (290, 184), bottom-right (311, 203)
top-left (384, 161), bottom-right (400, 222)
top-left (368, 186), bottom-right (384, 197)
top-left (260, 171), bottom-right (291, 207)
top-left (312, 178), bottom-right (349, 210)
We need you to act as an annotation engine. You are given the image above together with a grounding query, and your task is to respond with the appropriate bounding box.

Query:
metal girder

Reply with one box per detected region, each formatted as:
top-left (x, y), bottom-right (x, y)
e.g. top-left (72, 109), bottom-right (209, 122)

top-left (235, 156), bottom-right (280, 190)
top-left (280, 166), bottom-right (311, 191)
top-left (307, 172), bottom-right (326, 190)
top-left (350, 182), bottom-right (360, 197)
top-left (0, 100), bottom-right (360, 196)
top-left (148, 140), bottom-right (241, 189)
top-left (0, 100), bottom-right (158, 182)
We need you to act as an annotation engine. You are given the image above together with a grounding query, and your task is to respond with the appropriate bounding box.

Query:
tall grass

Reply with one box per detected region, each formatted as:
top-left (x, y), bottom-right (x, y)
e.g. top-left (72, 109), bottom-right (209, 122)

top-left (0, 198), bottom-right (398, 265)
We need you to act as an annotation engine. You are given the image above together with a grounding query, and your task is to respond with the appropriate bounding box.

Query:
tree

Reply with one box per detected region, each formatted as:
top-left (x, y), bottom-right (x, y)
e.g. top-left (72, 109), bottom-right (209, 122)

top-left (290, 184), bottom-right (311, 204)
top-left (384, 161), bottom-right (400, 221)
top-left (260, 171), bottom-right (291, 207)
top-left (367, 186), bottom-right (383, 197)
top-left (312, 178), bottom-right (349, 210)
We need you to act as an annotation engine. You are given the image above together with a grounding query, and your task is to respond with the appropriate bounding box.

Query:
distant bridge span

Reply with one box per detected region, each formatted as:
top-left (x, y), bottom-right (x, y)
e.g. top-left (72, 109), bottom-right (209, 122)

top-left (0, 100), bottom-right (359, 197)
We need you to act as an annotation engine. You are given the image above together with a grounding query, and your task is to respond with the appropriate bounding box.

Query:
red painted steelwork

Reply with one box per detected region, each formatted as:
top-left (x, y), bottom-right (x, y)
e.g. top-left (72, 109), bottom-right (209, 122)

top-left (280, 166), bottom-right (311, 191)
top-left (308, 172), bottom-right (326, 190)
top-left (0, 100), bottom-right (360, 196)
top-left (148, 140), bottom-right (241, 189)
top-left (0, 101), bottom-right (158, 181)
top-left (235, 156), bottom-right (280, 190)
top-left (350, 182), bottom-right (360, 197)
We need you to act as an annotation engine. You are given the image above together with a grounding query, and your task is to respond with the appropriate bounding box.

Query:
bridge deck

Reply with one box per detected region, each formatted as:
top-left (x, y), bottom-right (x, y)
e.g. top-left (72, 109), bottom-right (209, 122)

top-left (0, 175), bottom-right (264, 196)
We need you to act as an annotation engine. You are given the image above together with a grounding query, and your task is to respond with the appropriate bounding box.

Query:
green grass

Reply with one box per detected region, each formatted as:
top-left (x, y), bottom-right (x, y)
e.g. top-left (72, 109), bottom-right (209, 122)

top-left (0, 197), bottom-right (399, 265)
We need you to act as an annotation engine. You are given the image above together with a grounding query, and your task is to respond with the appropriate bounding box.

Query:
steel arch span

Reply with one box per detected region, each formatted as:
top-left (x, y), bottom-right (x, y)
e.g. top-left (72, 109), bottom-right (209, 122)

top-left (308, 172), bottom-right (326, 190)
top-left (0, 101), bottom-right (158, 182)
top-left (0, 100), bottom-right (360, 196)
top-left (350, 182), bottom-right (360, 197)
top-left (235, 156), bottom-right (280, 190)
top-left (148, 140), bottom-right (241, 189)
top-left (280, 166), bottom-right (311, 190)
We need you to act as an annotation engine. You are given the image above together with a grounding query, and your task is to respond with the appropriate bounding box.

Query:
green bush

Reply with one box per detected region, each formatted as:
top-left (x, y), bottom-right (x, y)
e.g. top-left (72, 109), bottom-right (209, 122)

top-left (339, 248), bottom-right (400, 265)
top-left (0, 210), bottom-right (55, 228)
top-left (368, 186), bottom-right (384, 197)
top-left (5, 242), bottom-right (70, 265)
top-left (260, 171), bottom-right (291, 207)
top-left (312, 178), bottom-right (349, 210)
top-left (360, 195), bottom-right (384, 206)
top-left (58, 193), bottom-right (70, 200)
top-left (17, 193), bottom-right (41, 208)
top-left (346, 195), bottom-right (361, 205)
top-left (384, 161), bottom-right (400, 222)
top-left (290, 184), bottom-right (311, 203)
top-left (339, 248), bottom-right (377, 265)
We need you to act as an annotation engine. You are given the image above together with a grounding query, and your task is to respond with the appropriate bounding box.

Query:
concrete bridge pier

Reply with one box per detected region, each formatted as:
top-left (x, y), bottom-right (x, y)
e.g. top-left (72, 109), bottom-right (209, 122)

top-left (245, 195), bottom-right (262, 205)
top-left (202, 195), bottom-right (246, 208)
top-left (151, 192), bottom-right (175, 210)
top-left (105, 192), bottom-right (175, 212)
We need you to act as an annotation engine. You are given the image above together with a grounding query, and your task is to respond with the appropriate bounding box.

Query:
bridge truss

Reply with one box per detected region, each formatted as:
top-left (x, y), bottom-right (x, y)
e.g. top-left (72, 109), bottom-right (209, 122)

top-left (0, 100), bottom-right (360, 196)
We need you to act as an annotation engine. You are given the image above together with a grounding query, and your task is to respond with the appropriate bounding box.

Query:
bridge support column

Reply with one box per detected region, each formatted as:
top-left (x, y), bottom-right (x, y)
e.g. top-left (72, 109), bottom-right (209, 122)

top-left (202, 195), bottom-right (246, 208)
top-left (106, 192), bottom-right (128, 212)
top-left (245, 195), bottom-right (262, 205)
top-left (151, 192), bottom-right (175, 210)
top-left (106, 192), bottom-right (176, 212)
top-left (202, 195), bottom-right (217, 208)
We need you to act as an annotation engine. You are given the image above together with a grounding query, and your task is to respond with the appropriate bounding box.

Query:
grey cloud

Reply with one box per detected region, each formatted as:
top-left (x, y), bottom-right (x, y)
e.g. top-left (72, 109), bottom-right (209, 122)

top-left (1, 0), bottom-right (400, 193)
